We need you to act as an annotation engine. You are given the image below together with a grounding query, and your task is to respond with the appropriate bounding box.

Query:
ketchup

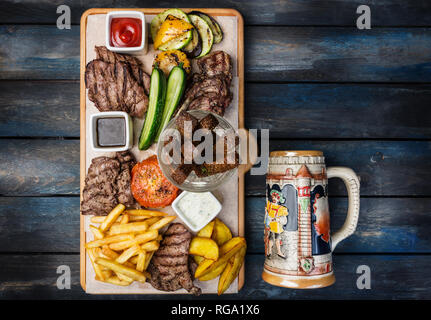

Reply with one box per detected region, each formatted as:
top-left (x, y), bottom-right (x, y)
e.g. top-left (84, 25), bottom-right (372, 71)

top-left (110, 18), bottom-right (142, 47)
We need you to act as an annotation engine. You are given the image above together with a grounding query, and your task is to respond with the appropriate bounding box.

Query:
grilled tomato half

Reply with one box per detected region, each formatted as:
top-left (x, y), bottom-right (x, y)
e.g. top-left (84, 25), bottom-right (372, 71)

top-left (131, 155), bottom-right (179, 208)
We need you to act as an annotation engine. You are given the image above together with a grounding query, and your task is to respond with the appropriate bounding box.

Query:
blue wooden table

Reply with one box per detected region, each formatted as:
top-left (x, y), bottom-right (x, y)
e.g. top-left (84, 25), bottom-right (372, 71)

top-left (0, 0), bottom-right (430, 299)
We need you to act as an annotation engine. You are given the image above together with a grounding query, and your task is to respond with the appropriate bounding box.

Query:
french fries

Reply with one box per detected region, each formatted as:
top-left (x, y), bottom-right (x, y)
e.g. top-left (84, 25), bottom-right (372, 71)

top-left (136, 252), bottom-right (146, 272)
top-left (107, 221), bottom-right (149, 235)
top-left (95, 258), bottom-right (147, 283)
top-left (124, 209), bottom-right (168, 217)
top-left (109, 230), bottom-right (158, 251)
top-left (86, 205), bottom-right (176, 287)
top-left (89, 225), bottom-right (104, 240)
top-left (100, 204), bottom-right (125, 232)
top-left (149, 216), bottom-right (176, 230)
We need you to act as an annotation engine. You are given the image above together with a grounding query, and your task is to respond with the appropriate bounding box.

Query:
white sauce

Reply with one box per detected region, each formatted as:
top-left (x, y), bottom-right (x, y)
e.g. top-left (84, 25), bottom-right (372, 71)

top-left (176, 192), bottom-right (221, 229)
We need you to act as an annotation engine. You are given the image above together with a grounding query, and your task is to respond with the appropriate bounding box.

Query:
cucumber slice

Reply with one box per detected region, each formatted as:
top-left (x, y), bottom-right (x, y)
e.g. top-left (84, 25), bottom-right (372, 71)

top-left (138, 67), bottom-right (167, 150)
top-left (158, 31), bottom-right (192, 51)
top-left (183, 28), bottom-right (202, 58)
top-left (150, 8), bottom-right (191, 41)
top-left (189, 11), bottom-right (223, 44)
top-left (155, 65), bottom-right (187, 141)
top-left (188, 14), bottom-right (214, 58)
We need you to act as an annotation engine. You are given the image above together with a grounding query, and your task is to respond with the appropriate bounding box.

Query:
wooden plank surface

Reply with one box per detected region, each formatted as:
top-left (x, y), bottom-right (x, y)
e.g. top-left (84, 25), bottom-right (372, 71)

top-left (1, 0), bottom-right (431, 26)
top-left (2, 26), bottom-right (431, 82)
top-left (3, 81), bottom-right (431, 139)
top-left (1, 139), bottom-right (429, 197)
top-left (1, 196), bottom-right (430, 254)
top-left (0, 81), bottom-right (79, 137)
top-left (0, 140), bottom-right (79, 196)
top-left (1, 253), bottom-right (430, 299)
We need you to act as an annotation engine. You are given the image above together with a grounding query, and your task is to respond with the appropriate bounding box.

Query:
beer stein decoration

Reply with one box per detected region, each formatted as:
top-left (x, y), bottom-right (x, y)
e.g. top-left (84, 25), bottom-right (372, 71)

top-left (262, 151), bottom-right (360, 289)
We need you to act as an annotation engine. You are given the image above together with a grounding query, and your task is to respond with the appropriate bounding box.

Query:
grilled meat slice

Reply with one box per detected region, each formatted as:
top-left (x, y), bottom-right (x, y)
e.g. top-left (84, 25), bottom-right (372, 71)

top-left (95, 46), bottom-right (150, 94)
top-left (197, 50), bottom-right (232, 85)
top-left (148, 223), bottom-right (201, 295)
top-left (185, 76), bottom-right (230, 101)
top-left (188, 93), bottom-right (228, 116)
top-left (81, 157), bottom-right (120, 216)
top-left (81, 151), bottom-right (136, 215)
top-left (178, 51), bottom-right (233, 116)
top-left (85, 60), bottom-right (148, 117)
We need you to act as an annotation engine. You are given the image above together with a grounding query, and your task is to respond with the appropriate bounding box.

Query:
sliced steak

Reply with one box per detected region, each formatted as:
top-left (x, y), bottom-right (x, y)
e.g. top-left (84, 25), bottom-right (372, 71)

top-left (95, 46), bottom-right (150, 94)
top-left (85, 60), bottom-right (148, 118)
top-left (148, 223), bottom-right (201, 295)
top-left (81, 151), bottom-right (136, 215)
top-left (179, 51), bottom-right (233, 116)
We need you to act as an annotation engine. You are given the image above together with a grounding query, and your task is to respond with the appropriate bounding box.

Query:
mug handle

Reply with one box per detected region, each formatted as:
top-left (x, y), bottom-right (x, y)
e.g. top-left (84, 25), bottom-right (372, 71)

top-left (327, 167), bottom-right (360, 251)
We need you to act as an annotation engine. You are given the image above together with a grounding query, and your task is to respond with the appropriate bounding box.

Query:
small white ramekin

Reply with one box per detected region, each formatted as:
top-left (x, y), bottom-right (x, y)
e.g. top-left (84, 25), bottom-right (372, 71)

top-left (90, 111), bottom-right (133, 152)
top-left (171, 191), bottom-right (222, 233)
top-left (105, 11), bottom-right (147, 54)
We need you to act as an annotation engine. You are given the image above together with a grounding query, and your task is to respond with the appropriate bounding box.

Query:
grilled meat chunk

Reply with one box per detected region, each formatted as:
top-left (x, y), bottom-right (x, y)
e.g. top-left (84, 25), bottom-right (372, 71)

top-left (81, 151), bottom-right (136, 215)
top-left (85, 60), bottom-right (149, 117)
top-left (95, 46), bottom-right (150, 94)
top-left (197, 51), bottom-right (233, 85)
top-left (148, 223), bottom-right (201, 295)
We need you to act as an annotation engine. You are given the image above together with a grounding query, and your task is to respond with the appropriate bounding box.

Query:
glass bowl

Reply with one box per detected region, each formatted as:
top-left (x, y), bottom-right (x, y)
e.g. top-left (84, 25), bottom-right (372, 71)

top-left (157, 110), bottom-right (237, 192)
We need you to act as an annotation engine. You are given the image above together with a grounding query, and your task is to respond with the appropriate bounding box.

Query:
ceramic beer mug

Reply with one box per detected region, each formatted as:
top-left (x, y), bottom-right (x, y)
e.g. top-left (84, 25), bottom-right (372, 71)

top-left (262, 151), bottom-right (360, 289)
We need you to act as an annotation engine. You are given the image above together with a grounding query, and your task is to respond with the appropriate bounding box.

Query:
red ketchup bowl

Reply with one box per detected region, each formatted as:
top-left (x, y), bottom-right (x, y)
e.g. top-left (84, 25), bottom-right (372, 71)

top-left (105, 11), bottom-right (147, 53)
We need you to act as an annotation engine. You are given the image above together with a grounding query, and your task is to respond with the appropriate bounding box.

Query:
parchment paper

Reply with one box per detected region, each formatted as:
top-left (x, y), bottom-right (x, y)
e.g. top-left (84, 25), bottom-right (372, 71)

top-left (84, 13), bottom-right (239, 294)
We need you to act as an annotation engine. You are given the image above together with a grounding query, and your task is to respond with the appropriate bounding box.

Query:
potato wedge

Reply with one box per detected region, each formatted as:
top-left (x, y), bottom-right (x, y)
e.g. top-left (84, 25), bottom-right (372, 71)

top-left (218, 246), bottom-right (247, 295)
top-left (194, 255), bottom-right (204, 265)
top-left (198, 262), bottom-right (227, 281)
top-left (149, 216), bottom-right (176, 230)
top-left (124, 209), bottom-right (168, 217)
top-left (95, 257), bottom-right (147, 283)
top-left (194, 259), bottom-right (215, 278)
top-left (212, 218), bottom-right (232, 246)
top-left (189, 237), bottom-right (219, 260)
top-left (195, 237), bottom-right (246, 279)
top-left (100, 204), bottom-right (125, 232)
top-left (108, 230), bottom-right (158, 251)
top-left (107, 221), bottom-right (149, 235)
top-left (219, 237), bottom-right (246, 256)
top-left (197, 220), bottom-right (215, 238)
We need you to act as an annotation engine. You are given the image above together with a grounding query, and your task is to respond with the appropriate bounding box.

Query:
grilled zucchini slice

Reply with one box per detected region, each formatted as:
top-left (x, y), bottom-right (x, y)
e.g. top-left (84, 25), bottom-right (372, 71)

top-left (188, 14), bottom-right (214, 58)
top-left (189, 11), bottom-right (223, 44)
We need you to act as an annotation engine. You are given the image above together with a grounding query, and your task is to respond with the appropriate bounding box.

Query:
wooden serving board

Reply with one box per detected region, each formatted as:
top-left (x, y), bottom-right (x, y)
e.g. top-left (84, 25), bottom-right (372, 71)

top-left (80, 8), bottom-right (245, 294)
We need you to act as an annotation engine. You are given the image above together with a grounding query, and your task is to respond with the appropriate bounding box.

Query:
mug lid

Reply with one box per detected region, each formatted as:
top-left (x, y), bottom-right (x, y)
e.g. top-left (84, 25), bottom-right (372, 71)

top-left (270, 150), bottom-right (323, 157)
